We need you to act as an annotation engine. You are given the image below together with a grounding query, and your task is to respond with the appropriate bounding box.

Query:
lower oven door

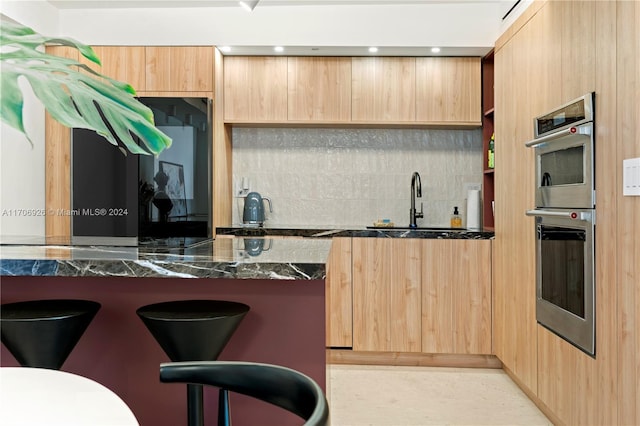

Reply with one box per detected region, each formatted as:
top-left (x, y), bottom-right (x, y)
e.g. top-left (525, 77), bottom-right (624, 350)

top-left (526, 208), bottom-right (595, 356)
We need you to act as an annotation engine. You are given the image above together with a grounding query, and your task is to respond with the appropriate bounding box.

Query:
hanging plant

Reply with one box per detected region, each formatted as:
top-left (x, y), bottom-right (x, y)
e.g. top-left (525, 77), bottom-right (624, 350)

top-left (0, 20), bottom-right (171, 155)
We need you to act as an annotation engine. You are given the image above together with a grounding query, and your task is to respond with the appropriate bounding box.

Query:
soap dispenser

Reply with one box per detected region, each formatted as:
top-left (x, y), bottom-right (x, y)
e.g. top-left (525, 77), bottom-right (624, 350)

top-left (450, 206), bottom-right (462, 228)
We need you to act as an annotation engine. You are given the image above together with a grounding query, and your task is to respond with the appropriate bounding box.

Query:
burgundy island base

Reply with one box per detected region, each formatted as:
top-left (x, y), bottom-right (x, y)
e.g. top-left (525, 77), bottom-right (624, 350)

top-left (0, 237), bottom-right (331, 426)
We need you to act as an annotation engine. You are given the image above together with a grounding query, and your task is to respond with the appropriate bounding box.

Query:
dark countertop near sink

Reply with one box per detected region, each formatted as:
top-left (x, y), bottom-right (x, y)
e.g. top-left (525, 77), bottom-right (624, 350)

top-left (0, 236), bottom-right (331, 280)
top-left (0, 225), bottom-right (493, 279)
top-left (216, 226), bottom-right (495, 240)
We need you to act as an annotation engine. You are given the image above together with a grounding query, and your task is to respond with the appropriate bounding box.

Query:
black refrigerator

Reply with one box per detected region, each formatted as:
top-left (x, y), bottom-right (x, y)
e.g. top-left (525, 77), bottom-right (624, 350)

top-left (71, 97), bottom-right (212, 245)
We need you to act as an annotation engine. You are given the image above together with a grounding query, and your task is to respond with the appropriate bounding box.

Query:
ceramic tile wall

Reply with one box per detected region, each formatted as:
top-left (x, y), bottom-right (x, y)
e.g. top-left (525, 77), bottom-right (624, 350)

top-left (231, 127), bottom-right (483, 228)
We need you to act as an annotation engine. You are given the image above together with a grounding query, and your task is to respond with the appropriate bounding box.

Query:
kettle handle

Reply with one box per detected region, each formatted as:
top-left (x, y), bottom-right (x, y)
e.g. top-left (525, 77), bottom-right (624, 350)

top-left (262, 197), bottom-right (273, 213)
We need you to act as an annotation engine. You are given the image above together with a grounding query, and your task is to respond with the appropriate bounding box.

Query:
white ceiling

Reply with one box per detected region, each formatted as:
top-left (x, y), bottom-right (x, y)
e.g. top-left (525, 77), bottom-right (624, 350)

top-left (6, 1), bottom-right (526, 57)
top-left (48, 1), bottom-right (517, 10)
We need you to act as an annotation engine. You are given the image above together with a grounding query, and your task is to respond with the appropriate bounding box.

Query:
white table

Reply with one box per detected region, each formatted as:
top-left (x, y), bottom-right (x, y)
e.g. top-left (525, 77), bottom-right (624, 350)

top-left (0, 367), bottom-right (139, 426)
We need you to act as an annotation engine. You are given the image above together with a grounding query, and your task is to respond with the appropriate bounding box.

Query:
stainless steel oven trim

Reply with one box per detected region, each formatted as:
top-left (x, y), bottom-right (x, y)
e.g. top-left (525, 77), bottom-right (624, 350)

top-left (530, 208), bottom-right (595, 356)
top-left (525, 121), bottom-right (592, 148)
top-left (533, 92), bottom-right (594, 138)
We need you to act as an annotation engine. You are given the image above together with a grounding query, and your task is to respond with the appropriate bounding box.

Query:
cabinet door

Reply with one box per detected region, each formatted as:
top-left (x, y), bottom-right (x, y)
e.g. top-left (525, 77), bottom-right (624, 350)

top-left (352, 238), bottom-right (421, 352)
top-left (415, 57), bottom-right (481, 123)
top-left (351, 57), bottom-right (416, 122)
top-left (80, 46), bottom-right (146, 91)
top-left (287, 57), bottom-right (351, 122)
top-left (326, 237), bottom-right (353, 347)
top-left (224, 56), bottom-right (288, 122)
top-left (422, 239), bottom-right (492, 354)
top-left (45, 46), bottom-right (77, 239)
top-left (145, 46), bottom-right (213, 92)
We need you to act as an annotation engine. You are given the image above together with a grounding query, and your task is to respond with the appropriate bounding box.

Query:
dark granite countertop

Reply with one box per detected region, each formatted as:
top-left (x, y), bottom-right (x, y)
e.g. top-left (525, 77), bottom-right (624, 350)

top-left (216, 226), bottom-right (495, 240)
top-left (0, 236), bottom-right (331, 280)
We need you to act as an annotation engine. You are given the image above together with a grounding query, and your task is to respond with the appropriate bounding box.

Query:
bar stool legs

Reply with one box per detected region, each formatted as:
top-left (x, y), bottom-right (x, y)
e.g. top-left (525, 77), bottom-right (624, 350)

top-left (136, 300), bottom-right (250, 426)
top-left (0, 299), bottom-right (101, 370)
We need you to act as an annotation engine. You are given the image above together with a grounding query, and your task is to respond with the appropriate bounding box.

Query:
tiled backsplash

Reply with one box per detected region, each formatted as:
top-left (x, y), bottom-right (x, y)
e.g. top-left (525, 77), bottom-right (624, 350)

top-left (232, 127), bottom-right (483, 228)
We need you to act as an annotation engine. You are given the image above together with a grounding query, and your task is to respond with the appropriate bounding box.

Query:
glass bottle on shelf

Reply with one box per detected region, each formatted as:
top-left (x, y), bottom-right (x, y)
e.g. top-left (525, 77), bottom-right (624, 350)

top-left (488, 133), bottom-right (495, 169)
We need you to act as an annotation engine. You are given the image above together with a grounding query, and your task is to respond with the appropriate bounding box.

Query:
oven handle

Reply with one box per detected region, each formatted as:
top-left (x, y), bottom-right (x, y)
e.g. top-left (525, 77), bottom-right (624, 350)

top-left (526, 209), bottom-right (594, 222)
top-left (524, 124), bottom-right (592, 148)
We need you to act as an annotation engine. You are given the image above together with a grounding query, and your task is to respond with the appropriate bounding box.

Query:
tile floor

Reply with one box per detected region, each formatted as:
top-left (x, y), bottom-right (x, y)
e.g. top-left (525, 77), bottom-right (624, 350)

top-left (327, 364), bottom-right (552, 426)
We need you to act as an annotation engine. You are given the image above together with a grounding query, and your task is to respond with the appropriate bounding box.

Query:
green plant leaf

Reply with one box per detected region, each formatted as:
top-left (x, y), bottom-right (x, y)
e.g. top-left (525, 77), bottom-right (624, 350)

top-left (0, 21), bottom-right (171, 155)
top-left (0, 69), bottom-right (30, 145)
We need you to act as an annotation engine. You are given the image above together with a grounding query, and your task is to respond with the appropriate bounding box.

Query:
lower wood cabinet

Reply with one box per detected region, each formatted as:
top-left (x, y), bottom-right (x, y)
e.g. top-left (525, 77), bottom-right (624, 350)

top-left (422, 239), bottom-right (492, 354)
top-left (352, 238), bottom-right (422, 352)
top-left (351, 238), bottom-right (492, 355)
top-left (326, 237), bottom-right (353, 348)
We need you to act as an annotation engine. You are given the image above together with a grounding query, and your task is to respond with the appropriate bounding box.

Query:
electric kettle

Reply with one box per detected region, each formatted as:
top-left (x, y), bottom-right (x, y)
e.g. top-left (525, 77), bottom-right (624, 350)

top-left (242, 192), bottom-right (272, 226)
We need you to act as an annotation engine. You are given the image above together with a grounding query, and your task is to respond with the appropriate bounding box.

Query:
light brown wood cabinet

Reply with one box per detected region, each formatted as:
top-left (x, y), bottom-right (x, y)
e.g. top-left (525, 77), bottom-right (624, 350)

top-left (82, 46), bottom-right (146, 91)
top-left (351, 237), bottom-right (491, 355)
top-left (288, 57), bottom-right (352, 122)
top-left (223, 56), bottom-right (288, 122)
top-left (145, 46), bottom-right (213, 92)
top-left (222, 55), bottom-right (480, 126)
top-left (493, 2), bottom-right (638, 425)
top-left (44, 46), bottom-right (78, 239)
top-left (79, 46), bottom-right (146, 91)
top-left (79, 46), bottom-right (213, 93)
top-left (326, 237), bottom-right (353, 347)
top-left (421, 239), bottom-right (492, 354)
top-left (351, 57), bottom-right (416, 122)
top-left (415, 57), bottom-right (482, 123)
top-left (352, 238), bottom-right (422, 352)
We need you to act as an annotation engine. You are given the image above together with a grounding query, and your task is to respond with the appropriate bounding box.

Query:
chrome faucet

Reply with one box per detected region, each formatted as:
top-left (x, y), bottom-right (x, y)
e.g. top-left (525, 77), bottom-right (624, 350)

top-left (409, 172), bottom-right (423, 228)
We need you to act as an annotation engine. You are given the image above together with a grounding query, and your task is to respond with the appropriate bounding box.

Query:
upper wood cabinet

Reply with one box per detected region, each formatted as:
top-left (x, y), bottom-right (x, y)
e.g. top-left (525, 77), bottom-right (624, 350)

top-left (288, 57), bottom-right (352, 122)
top-left (415, 57), bottom-right (482, 123)
top-left (352, 238), bottom-right (422, 352)
top-left (351, 57), bottom-right (416, 122)
top-left (145, 46), bottom-right (213, 92)
top-left (223, 56), bottom-right (288, 121)
top-left (80, 46), bottom-right (146, 92)
top-left (222, 55), bottom-right (481, 126)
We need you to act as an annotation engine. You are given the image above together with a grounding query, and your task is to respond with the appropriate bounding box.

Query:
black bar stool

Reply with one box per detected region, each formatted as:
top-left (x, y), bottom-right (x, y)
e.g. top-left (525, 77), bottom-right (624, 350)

top-left (136, 300), bottom-right (250, 426)
top-left (0, 299), bottom-right (101, 370)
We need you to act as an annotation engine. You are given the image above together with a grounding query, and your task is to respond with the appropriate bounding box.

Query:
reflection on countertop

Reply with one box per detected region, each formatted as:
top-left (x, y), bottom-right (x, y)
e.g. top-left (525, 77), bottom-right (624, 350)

top-left (0, 236), bottom-right (331, 280)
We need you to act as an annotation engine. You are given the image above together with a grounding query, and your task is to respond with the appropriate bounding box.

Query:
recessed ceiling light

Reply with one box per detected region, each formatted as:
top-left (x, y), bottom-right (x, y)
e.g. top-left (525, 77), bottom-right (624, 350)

top-left (220, 46), bottom-right (231, 53)
top-left (274, 46), bottom-right (284, 53)
top-left (431, 47), bottom-right (441, 53)
top-left (368, 47), bottom-right (378, 53)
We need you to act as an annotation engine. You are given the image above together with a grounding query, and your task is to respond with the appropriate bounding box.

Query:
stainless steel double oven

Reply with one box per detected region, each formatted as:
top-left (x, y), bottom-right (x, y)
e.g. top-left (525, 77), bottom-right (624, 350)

top-left (525, 92), bottom-right (596, 356)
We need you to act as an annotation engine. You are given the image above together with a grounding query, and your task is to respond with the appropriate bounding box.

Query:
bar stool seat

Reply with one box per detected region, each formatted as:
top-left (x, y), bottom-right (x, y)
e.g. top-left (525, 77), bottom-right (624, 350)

top-left (1, 299), bottom-right (101, 370)
top-left (136, 300), bottom-right (250, 426)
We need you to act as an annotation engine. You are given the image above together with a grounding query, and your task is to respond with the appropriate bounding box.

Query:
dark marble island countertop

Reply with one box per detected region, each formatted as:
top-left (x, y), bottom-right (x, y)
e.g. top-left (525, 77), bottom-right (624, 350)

top-left (0, 236), bottom-right (331, 280)
top-left (216, 225), bottom-right (495, 240)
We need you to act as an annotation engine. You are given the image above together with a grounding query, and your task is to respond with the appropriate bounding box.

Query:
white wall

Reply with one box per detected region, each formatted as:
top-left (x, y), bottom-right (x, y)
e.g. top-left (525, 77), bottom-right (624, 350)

top-left (57, 3), bottom-right (502, 48)
top-left (232, 127), bottom-right (483, 228)
top-left (0, 2), bottom-right (60, 237)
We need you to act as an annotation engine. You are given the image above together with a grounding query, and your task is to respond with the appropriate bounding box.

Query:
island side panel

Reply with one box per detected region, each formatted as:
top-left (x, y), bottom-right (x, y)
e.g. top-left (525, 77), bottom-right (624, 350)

top-left (0, 276), bottom-right (326, 426)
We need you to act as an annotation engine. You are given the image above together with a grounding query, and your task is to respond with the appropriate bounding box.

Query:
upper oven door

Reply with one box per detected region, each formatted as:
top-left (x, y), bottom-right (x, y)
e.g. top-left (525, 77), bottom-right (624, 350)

top-left (526, 122), bottom-right (594, 209)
